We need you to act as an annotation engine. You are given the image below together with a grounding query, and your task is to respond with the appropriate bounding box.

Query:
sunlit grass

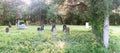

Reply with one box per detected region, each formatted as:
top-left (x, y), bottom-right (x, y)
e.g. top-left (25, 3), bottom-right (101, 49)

top-left (0, 25), bottom-right (120, 53)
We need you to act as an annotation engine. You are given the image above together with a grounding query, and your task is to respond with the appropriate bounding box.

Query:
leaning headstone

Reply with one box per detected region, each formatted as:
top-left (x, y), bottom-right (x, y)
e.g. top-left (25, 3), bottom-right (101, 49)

top-left (63, 24), bottom-right (70, 34)
top-left (85, 22), bottom-right (89, 28)
top-left (5, 27), bottom-right (9, 34)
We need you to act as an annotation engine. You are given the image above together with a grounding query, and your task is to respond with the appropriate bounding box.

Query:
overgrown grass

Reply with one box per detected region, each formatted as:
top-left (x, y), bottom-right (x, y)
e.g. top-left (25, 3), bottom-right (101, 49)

top-left (0, 25), bottom-right (120, 53)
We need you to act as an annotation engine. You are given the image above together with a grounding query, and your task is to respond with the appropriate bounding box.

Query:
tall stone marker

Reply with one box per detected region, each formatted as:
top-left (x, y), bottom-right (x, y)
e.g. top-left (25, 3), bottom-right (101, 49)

top-left (63, 24), bottom-right (70, 34)
top-left (85, 22), bottom-right (89, 28)
top-left (51, 24), bottom-right (57, 36)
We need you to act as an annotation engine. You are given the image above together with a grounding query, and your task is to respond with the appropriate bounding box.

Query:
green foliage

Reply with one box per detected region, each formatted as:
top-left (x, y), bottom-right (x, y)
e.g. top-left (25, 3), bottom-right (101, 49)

top-left (47, 4), bottom-right (58, 19)
top-left (88, 0), bottom-right (114, 49)
top-left (0, 0), bottom-right (21, 25)
top-left (110, 13), bottom-right (120, 25)
top-left (2, 17), bottom-right (15, 25)
top-left (112, 0), bottom-right (120, 9)
top-left (89, 0), bottom-right (111, 44)
top-left (19, 22), bottom-right (25, 25)
top-left (53, 0), bottom-right (65, 4)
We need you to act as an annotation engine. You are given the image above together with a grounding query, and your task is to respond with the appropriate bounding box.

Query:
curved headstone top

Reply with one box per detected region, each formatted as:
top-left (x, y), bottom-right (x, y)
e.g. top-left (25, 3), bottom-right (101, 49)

top-left (18, 24), bottom-right (27, 29)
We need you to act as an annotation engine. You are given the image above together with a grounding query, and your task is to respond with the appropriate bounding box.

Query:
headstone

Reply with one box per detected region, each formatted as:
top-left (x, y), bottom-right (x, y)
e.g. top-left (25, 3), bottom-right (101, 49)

top-left (37, 27), bottom-right (43, 33)
top-left (37, 27), bottom-right (41, 31)
top-left (5, 27), bottom-right (9, 34)
top-left (40, 25), bottom-right (44, 30)
top-left (63, 24), bottom-right (70, 34)
top-left (17, 20), bottom-right (20, 26)
top-left (18, 24), bottom-right (27, 29)
top-left (17, 20), bottom-right (27, 29)
top-left (51, 22), bottom-right (55, 31)
top-left (8, 22), bottom-right (12, 28)
top-left (85, 22), bottom-right (89, 28)
top-left (53, 27), bottom-right (57, 36)
top-left (51, 24), bottom-right (57, 36)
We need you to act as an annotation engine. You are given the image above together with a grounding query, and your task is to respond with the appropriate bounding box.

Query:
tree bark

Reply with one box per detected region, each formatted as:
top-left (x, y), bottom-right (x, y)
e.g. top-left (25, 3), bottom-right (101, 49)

top-left (40, 15), bottom-right (45, 30)
top-left (103, 15), bottom-right (109, 49)
top-left (103, 0), bottom-right (110, 49)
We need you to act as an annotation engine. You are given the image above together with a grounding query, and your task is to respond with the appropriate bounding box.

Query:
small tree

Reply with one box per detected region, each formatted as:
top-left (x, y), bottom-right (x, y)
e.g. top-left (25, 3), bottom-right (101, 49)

top-left (89, 0), bottom-right (112, 50)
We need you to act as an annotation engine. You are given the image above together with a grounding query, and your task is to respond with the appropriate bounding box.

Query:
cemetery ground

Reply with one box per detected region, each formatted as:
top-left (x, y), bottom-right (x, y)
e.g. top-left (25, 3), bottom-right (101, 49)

top-left (0, 25), bottom-right (120, 53)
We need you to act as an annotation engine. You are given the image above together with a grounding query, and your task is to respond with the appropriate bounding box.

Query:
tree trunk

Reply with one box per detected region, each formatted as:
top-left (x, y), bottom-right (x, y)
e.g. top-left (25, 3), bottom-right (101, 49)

top-left (40, 15), bottom-right (45, 30)
top-left (103, 0), bottom-right (110, 49)
top-left (103, 15), bottom-right (109, 49)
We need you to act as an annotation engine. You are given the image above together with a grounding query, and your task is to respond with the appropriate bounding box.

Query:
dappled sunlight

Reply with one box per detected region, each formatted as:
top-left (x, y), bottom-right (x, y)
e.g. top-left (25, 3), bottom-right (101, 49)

top-left (110, 26), bottom-right (120, 36)
top-left (45, 0), bottom-right (52, 5)
top-left (55, 40), bottom-right (66, 49)
top-left (21, 0), bottom-right (31, 5)
top-left (0, 25), bottom-right (120, 52)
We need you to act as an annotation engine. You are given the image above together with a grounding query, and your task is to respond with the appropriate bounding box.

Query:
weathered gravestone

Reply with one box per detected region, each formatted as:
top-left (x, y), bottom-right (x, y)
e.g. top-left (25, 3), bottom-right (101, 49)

top-left (63, 24), bottom-right (70, 34)
top-left (17, 20), bottom-right (27, 29)
top-left (40, 25), bottom-right (44, 30)
top-left (5, 27), bottom-right (9, 34)
top-left (8, 22), bottom-right (12, 28)
top-left (51, 23), bottom-right (57, 36)
top-left (37, 27), bottom-right (43, 33)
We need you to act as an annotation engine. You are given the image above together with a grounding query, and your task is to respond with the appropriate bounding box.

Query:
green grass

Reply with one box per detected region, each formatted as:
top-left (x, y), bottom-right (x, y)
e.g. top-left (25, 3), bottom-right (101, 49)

top-left (0, 25), bottom-right (120, 53)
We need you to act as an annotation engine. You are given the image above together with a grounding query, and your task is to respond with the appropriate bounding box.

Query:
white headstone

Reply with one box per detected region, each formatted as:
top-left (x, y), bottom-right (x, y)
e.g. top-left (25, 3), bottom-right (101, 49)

top-left (85, 22), bottom-right (89, 28)
top-left (18, 24), bottom-right (27, 29)
top-left (17, 20), bottom-right (27, 29)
